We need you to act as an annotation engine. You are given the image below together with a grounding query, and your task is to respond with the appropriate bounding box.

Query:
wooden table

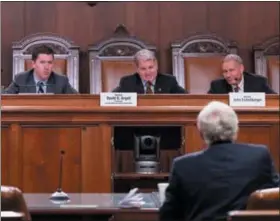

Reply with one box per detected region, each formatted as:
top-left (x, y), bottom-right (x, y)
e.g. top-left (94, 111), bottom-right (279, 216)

top-left (24, 193), bottom-right (158, 221)
top-left (1, 94), bottom-right (279, 193)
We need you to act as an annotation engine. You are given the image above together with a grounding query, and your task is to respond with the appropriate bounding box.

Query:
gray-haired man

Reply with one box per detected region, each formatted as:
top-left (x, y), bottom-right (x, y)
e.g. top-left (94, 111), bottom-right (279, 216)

top-left (113, 49), bottom-right (186, 94)
top-left (160, 101), bottom-right (279, 221)
top-left (208, 54), bottom-right (275, 94)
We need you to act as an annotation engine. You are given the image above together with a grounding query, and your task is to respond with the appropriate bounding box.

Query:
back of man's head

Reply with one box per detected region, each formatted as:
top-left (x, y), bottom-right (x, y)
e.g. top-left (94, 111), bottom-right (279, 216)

top-left (197, 101), bottom-right (239, 145)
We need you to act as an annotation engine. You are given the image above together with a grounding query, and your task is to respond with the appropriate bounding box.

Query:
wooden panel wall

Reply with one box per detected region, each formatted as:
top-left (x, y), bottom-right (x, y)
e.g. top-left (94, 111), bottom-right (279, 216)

top-left (1, 127), bottom-right (9, 184)
top-left (1, 123), bottom-right (112, 193)
top-left (1, 94), bottom-right (279, 193)
top-left (2, 122), bottom-right (279, 193)
top-left (1, 2), bottom-right (279, 93)
top-left (21, 126), bottom-right (82, 192)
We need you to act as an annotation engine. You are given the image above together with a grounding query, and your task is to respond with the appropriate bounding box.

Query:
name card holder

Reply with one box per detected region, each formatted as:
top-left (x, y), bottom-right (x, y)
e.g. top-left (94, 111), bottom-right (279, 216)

top-left (100, 93), bottom-right (137, 106)
top-left (229, 93), bottom-right (265, 107)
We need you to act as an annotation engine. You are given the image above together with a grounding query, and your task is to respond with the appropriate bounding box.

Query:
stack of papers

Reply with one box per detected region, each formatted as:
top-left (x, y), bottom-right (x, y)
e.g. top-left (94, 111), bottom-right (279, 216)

top-left (118, 188), bottom-right (145, 208)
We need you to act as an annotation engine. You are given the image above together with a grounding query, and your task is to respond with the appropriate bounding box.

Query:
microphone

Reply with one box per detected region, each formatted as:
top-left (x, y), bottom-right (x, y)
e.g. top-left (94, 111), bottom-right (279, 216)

top-left (49, 150), bottom-right (70, 203)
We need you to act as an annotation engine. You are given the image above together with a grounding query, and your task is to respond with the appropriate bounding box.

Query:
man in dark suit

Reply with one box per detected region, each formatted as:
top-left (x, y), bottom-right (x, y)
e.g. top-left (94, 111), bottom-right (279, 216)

top-left (4, 45), bottom-right (77, 94)
top-left (208, 54), bottom-right (275, 94)
top-left (159, 101), bottom-right (279, 221)
top-left (113, 49), bottom-right (186, 94)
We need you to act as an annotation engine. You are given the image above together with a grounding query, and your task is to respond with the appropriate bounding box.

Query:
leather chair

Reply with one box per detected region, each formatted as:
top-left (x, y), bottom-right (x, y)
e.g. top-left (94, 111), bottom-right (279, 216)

top-left (171, 34), bottom-right (238, 93)
top-left (1, 186), bottom-right (31, 221)
top-left (88, 24), bottom-right (156, 94)
top-left (12, 32), bottom-right (80, 92)
top-left (253, 36), bottom-right (279, 93)
top-left (246, 187), bottom-right (279, 210)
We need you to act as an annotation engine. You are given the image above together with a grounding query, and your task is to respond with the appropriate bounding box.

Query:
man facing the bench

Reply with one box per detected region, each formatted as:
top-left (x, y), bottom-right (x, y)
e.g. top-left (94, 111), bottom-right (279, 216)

top-left (159, 101), bottom-right (279, 221)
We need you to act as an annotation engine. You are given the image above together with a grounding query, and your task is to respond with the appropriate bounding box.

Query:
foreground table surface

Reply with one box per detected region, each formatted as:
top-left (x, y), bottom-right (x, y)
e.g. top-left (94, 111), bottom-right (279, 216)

top-left (24, 193), bottom-right (159, 221)
top-left (24, 193), bottom-right (158, 213)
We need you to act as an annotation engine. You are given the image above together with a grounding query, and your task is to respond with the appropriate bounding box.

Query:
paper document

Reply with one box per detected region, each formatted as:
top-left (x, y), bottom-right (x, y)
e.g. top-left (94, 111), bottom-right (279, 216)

top-left (118, 188), bottom-right (145, 208)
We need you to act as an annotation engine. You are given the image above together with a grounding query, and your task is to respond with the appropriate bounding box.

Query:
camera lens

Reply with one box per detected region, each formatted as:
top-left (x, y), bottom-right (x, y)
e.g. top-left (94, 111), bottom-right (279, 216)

top-left (144, 137), bottom-right (153, 146)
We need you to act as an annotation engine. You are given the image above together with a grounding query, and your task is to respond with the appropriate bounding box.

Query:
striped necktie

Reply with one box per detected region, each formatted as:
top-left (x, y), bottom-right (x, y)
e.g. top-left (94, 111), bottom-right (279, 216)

top-left (145, 81), bottom-right (153, 94)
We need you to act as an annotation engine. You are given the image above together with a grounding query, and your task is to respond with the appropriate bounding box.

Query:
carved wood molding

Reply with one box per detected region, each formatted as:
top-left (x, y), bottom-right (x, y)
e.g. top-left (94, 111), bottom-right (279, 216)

top-left (182, 41), bottom-right (227, 53)
top-left (23, 43), bottom-right (68, 54)
top-left (253, 36), bottom-right (280, 55)
top-left (171, 33), bottom-right (237, 53)
top-left (99, 45), bottom-right (139, 56)
top-left (12, 32), bottom-right (79, 50)
top-left (88, 24), bottom-right (156, 54)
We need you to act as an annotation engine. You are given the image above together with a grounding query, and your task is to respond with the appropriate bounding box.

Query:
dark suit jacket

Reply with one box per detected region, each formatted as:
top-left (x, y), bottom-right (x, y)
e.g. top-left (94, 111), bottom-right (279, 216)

top-left (159, 141), bottom-right (279, 221)
top-left (208, 72), bottom-right (276, 94)
top-left (4, 69), bottom-right (78, 94)
top-left (112, 73), bottom-right (186, 94)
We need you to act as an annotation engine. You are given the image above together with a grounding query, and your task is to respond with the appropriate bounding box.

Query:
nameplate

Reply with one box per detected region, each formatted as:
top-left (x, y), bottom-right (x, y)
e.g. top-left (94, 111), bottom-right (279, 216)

top-left (100, 93), bottom-right (137, 106)
top-left (229, 93), bottom-right (265, 107)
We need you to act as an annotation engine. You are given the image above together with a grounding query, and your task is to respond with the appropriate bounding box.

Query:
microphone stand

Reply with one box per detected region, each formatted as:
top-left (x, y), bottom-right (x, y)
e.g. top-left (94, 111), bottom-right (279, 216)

top-left (49, 150), bottom-right (70, 203)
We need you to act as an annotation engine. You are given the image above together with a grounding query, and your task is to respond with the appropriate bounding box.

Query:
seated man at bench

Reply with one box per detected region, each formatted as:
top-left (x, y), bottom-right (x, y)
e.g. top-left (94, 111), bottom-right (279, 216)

top-left (4, 45), bottom-right (77, 94)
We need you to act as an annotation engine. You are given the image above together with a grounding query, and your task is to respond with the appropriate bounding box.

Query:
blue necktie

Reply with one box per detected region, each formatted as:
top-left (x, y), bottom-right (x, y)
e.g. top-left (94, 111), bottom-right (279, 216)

top-left (37, 81), bottom-right (45, 94)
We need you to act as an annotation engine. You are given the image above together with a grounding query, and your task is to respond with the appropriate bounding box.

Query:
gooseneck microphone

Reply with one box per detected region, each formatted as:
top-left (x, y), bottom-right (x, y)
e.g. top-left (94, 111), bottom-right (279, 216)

top-left (49, 150), bottom-right (70, 203)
